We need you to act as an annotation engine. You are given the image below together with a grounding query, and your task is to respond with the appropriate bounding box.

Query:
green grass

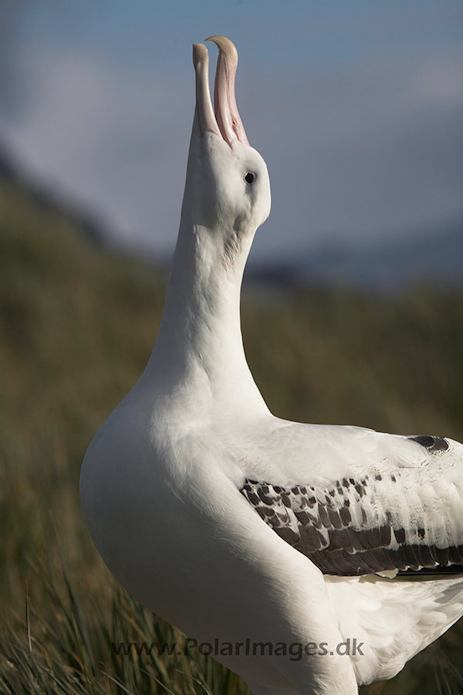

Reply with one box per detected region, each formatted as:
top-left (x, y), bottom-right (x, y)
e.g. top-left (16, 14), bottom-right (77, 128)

top-left (1, 177), bottom-right (463, 693)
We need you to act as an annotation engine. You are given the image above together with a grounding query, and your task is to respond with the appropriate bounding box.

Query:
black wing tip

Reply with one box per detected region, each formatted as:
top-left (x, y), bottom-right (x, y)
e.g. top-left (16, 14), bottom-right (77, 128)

top-left (397, 565), bottom-right (463, 578)
top-left (409, 435), bottom-right (449, 452)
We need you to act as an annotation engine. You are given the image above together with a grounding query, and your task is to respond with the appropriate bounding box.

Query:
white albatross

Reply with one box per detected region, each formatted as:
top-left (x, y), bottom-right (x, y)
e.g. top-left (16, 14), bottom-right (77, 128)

top-left (80, 36), bottom-right (463, 695)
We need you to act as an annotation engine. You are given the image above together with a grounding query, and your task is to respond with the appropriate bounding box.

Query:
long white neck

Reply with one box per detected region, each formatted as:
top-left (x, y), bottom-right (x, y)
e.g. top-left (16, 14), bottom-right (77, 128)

top-left (144, 200), bottom-right (268, 419)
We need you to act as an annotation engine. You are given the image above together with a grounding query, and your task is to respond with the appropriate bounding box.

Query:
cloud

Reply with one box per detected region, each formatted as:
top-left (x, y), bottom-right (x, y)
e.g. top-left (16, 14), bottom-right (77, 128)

top-left (241, 53), bottom-right (463, 258)
top-left (0, 46), bottom-right (192, 252)
top-left (0, 0), bottom-right (34, 116)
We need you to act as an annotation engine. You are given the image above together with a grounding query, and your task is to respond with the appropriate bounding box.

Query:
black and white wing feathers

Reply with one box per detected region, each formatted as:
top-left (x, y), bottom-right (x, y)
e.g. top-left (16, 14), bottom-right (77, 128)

top-left (241, 435), bottom-right (463, 576)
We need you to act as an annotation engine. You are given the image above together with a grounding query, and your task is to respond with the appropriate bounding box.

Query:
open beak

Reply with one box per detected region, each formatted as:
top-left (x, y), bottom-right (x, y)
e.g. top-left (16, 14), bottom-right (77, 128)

top-left (192, 36), bottom-right (250, 147)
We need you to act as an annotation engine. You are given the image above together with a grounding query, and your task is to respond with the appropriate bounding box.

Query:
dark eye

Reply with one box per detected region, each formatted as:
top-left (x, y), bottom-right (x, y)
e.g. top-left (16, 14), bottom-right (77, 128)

top-left (244, 172), bottom-right (255, 184)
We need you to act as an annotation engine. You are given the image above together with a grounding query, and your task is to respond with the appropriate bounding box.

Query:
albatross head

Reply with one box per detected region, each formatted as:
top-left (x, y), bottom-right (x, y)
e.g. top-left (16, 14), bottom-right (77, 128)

top-left (182, 36), bottom-right (271, 258)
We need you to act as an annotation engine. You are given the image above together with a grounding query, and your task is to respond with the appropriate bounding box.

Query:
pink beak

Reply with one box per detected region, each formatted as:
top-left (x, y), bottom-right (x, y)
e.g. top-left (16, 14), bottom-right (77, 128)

top-left (192, 36), bottom-right (250, 147)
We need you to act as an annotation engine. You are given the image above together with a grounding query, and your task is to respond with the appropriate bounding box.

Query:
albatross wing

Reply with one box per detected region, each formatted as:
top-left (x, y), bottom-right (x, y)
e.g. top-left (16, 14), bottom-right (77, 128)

top-left (239, 429), bottom-right (463, 577)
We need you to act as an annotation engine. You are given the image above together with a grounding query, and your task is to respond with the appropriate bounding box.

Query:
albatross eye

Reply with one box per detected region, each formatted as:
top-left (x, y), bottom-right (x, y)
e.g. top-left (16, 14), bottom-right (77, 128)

top-left (244, 172), bottom-right (255, 184)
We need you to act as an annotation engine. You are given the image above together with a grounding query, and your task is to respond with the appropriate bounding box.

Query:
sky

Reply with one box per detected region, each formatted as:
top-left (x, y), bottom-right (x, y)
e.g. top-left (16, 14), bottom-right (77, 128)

top-left (0, 0), bottom-right (462, 261)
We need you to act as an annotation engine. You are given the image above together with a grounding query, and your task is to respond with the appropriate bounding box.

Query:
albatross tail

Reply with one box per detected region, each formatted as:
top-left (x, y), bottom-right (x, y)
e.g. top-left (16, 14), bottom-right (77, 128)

top-left (326, 573), bottom-right (463, 685)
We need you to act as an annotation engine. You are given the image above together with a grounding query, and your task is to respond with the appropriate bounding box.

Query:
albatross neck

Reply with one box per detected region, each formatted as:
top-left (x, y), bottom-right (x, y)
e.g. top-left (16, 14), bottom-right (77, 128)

top-left (146, 215), bottom-right (268, 415)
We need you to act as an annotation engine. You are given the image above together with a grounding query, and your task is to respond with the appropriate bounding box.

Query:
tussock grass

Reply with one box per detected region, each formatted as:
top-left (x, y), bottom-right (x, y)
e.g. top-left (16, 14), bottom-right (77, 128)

top-left (1, 178), bottom-right (462, 693)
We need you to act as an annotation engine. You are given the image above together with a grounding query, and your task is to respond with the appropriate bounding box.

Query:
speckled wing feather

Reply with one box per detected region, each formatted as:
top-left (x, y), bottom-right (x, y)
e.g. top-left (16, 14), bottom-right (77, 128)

top-left (240, 436), bottom-right (463, 576)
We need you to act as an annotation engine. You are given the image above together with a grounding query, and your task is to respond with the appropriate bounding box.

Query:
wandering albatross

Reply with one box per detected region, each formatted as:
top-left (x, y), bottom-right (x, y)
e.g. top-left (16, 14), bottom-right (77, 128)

top-left (80, 36), bottom-right (463, 695)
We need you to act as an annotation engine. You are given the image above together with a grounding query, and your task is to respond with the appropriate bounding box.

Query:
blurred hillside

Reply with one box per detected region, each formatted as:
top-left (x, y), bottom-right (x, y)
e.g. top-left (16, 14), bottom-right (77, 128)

top-left (1, 172), bottom-right (463, 693)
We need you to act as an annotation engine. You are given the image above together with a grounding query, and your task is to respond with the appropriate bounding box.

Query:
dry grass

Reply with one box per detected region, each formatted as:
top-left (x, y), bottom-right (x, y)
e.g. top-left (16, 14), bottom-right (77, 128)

top-left (1, 179), bottom-right (463, 693)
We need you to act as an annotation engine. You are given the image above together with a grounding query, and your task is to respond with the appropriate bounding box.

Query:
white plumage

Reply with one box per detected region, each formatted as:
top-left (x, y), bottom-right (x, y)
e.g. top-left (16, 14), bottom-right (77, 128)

top-left (80, 36), bottom-right (463, 695)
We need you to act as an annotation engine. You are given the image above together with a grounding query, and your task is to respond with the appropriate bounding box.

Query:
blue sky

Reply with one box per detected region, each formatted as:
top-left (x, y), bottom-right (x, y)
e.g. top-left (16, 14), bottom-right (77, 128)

top-left (1, 0), bottom-right (462, 260)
